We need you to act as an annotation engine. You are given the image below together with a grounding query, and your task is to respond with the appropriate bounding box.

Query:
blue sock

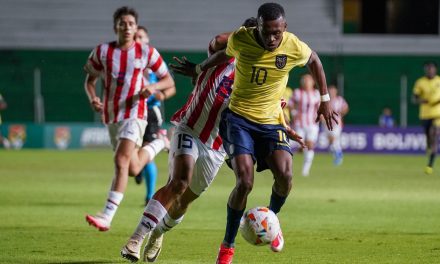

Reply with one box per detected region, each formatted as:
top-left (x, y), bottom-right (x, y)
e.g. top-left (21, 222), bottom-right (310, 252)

top-left (269, 189), bottom-right (287, 214)
top-left (223, 204), bottom-right (244, 247)
top-left (143, 162), bottom-right (157, 201)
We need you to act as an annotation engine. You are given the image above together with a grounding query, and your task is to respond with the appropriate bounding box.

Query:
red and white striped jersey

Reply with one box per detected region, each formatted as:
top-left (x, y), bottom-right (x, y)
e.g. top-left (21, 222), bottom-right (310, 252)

top-left (171, 58), bottom-right (235, 151)
top-left (330, 95), bottom-right (348, 125)
top-left (291, 89), bottom-right (320, 128)
top-left (84, 41), bottom-right (169, 124)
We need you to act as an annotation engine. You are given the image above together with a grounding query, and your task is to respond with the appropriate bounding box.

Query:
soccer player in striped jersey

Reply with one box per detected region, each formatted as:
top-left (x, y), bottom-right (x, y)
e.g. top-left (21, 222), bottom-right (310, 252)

top-left (290, 74), bottom-right (321, 176)
top-left (322, 85), bottom-right (349, 166)
top-left (134, 26), bottom-right (176, 205)
top-left (83, 6), bottom-right (175, 232)
top-left (170, 3), bottom-right (337, 263)
top-left (120, 17), bottom-right (257, 263)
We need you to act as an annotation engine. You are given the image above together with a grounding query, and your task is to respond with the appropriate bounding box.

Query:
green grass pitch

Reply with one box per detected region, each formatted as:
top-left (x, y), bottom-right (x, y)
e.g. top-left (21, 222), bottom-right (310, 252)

top-left (1, 150), bottom-right (440, 263)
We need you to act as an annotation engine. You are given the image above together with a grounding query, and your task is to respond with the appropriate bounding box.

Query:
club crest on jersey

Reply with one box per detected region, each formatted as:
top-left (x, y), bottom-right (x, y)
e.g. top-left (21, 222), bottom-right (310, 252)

top-left (133, 59), bottom-right (143, 69)
top-left (275, 55), bottom-right (287, 69)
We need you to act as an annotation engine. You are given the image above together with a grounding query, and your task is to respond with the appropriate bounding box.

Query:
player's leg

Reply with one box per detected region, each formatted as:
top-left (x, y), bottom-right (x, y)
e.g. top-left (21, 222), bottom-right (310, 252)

top-left (128, 132), bottom-right (169, 176)
top-left (302, 125), bottom-right (319, 176)
top-left (426, 119), bottom-right (440, 174)
top-left (260, 125), bottom-right (293, 252)
top-left (86, 119), bottom-right (144, 232)
top-left (143, 188), bottom-right (197, 262)
top-left (217, 109), bottom-right (255, 264)
top-left (144, 144), bottom-right (225, 262)
top-left (328, 126), bottom-right (343, 165)
top-left (144, 161), bottom-right (158, 203)
top-left (121, 127), bottom-right (197, 262)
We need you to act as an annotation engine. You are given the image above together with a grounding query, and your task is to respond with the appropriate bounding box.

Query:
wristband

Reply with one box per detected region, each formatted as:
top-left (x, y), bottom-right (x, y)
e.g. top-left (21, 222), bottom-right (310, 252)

top-left (320, 93), bottom-right (330, 102)
top-left (195, 64), bottom-right (202, 75)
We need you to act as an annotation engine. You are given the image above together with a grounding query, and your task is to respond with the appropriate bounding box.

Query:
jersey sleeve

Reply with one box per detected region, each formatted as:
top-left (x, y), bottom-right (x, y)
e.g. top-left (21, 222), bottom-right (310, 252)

top-left (225, 27), bottom-right (243, 57)
top-left (413, 79), bottom-right (422, 96)
top-left (84, 45), bottom-right (103, 77)
top-left (291, 36), bottom-right (312, 67)
top-left (147, 47), bottom-right (169, 79)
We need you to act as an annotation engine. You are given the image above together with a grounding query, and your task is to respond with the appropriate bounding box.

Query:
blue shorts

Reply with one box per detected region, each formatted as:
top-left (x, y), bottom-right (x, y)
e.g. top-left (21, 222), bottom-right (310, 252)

top-left (219, 108), bottom-right (292, 172)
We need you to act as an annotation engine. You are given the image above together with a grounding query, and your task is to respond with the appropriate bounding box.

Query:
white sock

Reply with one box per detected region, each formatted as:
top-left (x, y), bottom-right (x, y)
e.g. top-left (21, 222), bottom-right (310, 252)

top-left (153, 214), bottom-right (184, 237)
top-left (143, 139), bottom-right (166, 160)
top-left (302, 150), bottom-right (315, 176)
top-left (102, 191), bottom-right (123, 221)
top-left (131, 199), bottom-right (168, 241)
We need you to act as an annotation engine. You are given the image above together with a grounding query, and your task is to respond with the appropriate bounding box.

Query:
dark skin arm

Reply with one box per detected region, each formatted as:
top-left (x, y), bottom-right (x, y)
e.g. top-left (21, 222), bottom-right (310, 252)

top-left (169, 41), bottom-right (231, 79)
top-left (307, 51), bottom-right (338, 130)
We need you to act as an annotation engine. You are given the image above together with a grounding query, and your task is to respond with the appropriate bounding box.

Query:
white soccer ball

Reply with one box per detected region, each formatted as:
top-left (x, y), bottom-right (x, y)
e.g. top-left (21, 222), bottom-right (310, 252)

top-left (239, 207), bottom-right (280, 246)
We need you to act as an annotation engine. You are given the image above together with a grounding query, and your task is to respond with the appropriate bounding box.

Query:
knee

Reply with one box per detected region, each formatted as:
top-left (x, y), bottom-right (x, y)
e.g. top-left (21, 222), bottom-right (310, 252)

top-left (236, 176), bottom-right (254, 195)
top-left (168, 178), bottom-right (189, 197)
top-left (114, 153), bottom-right (131, 170)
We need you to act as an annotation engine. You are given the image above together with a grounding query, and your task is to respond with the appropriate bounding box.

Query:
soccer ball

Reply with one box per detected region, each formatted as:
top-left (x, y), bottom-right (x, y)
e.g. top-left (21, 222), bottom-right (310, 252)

top-left (239, 207), bottom-right (280, 246)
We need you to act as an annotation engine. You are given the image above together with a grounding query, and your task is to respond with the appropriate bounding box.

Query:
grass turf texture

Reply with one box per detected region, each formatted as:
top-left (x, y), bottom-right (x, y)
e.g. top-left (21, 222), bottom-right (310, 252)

top-left (1, 150), bottom-right (440, 263)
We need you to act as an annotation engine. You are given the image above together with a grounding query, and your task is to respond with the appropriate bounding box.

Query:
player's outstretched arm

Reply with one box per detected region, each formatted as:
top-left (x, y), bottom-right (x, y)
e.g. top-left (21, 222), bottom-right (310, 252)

top-left (170, 49), bottom-right (232, 79)
top-left (307, 51), bottom-right (338, 130)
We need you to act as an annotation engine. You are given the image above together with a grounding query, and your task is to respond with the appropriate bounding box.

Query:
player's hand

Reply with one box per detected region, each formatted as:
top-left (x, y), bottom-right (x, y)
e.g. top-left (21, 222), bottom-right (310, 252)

top-left (316, 101), bottom-right (338, 131)
top-left (154, 91), bottom-right (165, 101)
top-left (169, 56), bottom-right (198, 78)
top-left (285, 126), bottom-right (307, 149)
top-left (140, 84), bottom-right (156, 97)
top-left (90, 97), bottom-right (103, 113)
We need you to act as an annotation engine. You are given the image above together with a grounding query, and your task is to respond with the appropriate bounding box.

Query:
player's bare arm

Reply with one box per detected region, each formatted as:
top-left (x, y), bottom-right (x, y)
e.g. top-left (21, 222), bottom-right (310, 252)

top-left (307, 51), bottom-right (338, 130)
top-left (84, 73), bottom-right (103, 113)
top-left (170, 49), bottom-right (232, 78)
top-left (140, 72), bottom-right (175, 97)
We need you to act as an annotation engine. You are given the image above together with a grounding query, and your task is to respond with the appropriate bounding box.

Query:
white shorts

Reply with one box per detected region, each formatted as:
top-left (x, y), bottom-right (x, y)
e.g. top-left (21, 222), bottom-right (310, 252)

top-left (168, 125), bottom-right (226, 196)
top-left (295, 125), bottom-right (319, 143)
top-left (107, 119), bottom-right (147, 150)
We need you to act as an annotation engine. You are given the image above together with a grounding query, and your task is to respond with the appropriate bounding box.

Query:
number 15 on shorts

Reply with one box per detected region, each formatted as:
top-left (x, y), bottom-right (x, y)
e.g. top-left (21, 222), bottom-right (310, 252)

top-left (177, 133), bottom-right (193, 149)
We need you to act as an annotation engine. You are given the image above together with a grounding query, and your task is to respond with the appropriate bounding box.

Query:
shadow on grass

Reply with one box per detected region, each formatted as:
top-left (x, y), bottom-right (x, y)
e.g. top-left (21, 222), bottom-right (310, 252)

top-left (46, 261), bottom-right (125, 264)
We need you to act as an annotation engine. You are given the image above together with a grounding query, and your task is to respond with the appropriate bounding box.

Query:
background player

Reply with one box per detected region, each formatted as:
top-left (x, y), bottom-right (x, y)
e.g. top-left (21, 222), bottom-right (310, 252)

top-left (134, 26), bottom-right (176, 205)
top-left (321, 84), bottom-right (349, 165)
top-left (0, 92), bottom-right (10, 149)
top-left (171, 3), bottom-right (337, 263)
top-left (290, 74), bottom-right (321, 176)
top-left (412, 61), bottom-right (440, 174)
top-left (83, 6), bottom-right (174, 232)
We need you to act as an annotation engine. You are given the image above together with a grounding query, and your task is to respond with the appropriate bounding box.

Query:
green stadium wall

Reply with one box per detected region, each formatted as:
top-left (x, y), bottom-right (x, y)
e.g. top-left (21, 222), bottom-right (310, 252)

top-left (0, 50), bottom-right (439, 126)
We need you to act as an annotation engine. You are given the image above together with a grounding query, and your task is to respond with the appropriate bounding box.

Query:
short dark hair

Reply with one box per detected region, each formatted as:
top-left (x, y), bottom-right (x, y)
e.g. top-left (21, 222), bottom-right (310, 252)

top-left (138, 26), bottom-right (148, 34)
top-left (257, 3), bottom-right (285, 21)
top-left (424, 61), bottom-right (438, 68)
top-left (242, 17), bottom-right (258, 27)
top-left (113, 6), bottom-right (138, 29)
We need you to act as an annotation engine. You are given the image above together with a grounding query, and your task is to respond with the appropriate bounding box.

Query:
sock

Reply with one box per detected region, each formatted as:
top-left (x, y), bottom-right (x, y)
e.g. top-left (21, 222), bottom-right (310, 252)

top-left (153, 213), bottom-right (184, 237)
top-left (302, 149), bottom-right (315, 175)
top-left (223, 204), bottom-right (245, 247)
top-left (131, 199), bottom-right (167, 241)
top-left (428, 152), bottom-right (436, 167)
top-left (102, 191), bottom-right (123, 221)
top-left (143, 139), bottom-right (165, 160)
top-left (143, 162), bottom-right (158, 201)
top-left (269, 189), bottom-right (287, 214)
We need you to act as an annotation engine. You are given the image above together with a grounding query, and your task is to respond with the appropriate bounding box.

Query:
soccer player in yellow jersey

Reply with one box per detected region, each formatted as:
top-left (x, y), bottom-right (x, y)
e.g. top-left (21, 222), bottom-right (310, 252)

top-left (171, 3), bottom-right (337, 263)
top-left (413, 61), bottom-right (440, 174)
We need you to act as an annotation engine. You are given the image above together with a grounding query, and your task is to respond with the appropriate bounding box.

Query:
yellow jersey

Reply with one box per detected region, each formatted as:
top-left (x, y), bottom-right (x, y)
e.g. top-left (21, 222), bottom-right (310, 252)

top-left (226, 27), bottom-right (312, 124)
top-left (413, 76), bottom-right (440, 119)
top-left (282, 87), bottom-right (293, 124)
